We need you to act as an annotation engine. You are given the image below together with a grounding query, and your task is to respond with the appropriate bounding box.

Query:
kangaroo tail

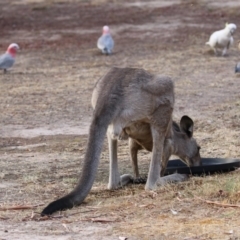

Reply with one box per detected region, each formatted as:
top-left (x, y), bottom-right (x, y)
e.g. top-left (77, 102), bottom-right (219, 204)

top-left (41, 90), bottom-right (120, 215)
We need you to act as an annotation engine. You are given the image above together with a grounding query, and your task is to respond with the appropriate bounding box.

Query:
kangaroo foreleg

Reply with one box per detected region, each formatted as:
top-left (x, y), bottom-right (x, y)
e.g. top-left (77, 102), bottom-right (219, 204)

top-left (160, 138), bottom-right (173, 177)
top-left (129, 138), bottom-right (142, 178)
top-left (160, 138), bottom-right (189, 184)
top-left (128, 138), bottom-right (147, 184)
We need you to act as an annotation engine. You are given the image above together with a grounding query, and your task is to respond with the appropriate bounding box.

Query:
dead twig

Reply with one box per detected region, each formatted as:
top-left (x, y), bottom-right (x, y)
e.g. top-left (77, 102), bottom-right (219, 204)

top-left (0, 203), bottom-right (44, 211)
top-left (81, 217), bottom-right (119, 223)
top-left (30, 209), bottom-right (97, 221)
top-left (62, 223), bottom-right (71, 232)
top-left (195, 197), bottom-right (240, 208)
top-left (22, 213), bottom-right (65, 221)
top-left (68, 209), bottom-right (97, 216)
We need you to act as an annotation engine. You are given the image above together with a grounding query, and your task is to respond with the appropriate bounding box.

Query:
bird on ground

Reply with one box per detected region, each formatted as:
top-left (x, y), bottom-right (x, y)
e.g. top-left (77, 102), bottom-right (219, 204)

top-left (206, 23), bottom-right (237, 56)
top-left (235, 41), bottom-right (240, 73)
top-left (235, 62), bottom-right (240, 73)
top-left (0, 43), bottom-right (20, 73)
top-left (97, 26), bottom-right (114, 55)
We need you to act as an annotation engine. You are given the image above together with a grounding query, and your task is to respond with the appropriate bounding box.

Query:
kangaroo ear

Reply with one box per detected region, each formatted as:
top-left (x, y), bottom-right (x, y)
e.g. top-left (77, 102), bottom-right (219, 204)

top-left (180, 115), bottom-right (194, 138)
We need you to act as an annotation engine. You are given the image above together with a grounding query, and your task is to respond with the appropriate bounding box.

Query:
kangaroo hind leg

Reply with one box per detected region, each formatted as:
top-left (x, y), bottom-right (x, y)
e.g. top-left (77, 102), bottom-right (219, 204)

top-left (107, 127), bottom-right (133, 189)
top-left (145, 105), bottom-right (173, 190)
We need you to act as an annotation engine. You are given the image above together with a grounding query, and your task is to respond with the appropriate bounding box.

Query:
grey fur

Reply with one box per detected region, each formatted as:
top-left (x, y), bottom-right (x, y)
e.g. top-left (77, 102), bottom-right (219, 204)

top-left (42, 67), bottom-right (177, 215)
top-left (0, 53), bottom-right (15, 72)
top-left (97, 34), bottom-right (114, 55)
top-left (126, 116), bottom-right (201, 183)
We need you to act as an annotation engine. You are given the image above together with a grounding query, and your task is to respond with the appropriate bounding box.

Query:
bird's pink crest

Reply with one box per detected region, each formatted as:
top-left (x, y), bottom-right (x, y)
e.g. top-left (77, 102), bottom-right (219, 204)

top-left (103, 26), bottom-right (110, 34)
top-left (6, 43), bottom-right (20, 57)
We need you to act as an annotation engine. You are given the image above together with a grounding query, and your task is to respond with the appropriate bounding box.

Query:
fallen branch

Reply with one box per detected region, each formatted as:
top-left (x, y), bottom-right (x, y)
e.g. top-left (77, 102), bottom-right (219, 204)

top-left (81, 217), bottom-right (118, 223)
top-left (22, 213), bottom-right (66, 221)
top-left (195, 197), bottom-right (240, 208)
top-left (30, 209), bottom-right (97, 221)
top-left (68, 209), bottom-right (97, 216)
top-left (0, 203), bottom-right (44, 211)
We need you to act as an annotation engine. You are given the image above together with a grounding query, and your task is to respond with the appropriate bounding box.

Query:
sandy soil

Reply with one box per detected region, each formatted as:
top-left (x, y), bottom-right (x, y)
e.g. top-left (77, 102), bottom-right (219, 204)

top-left (1, 0), bottom-right (240, 239)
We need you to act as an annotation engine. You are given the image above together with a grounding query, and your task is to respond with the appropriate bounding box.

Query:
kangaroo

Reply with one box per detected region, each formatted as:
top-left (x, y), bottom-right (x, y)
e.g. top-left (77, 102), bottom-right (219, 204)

top-left (125, 116), bottom-right (201, 183)
top-left (42, 67), bottom-right (183, 215)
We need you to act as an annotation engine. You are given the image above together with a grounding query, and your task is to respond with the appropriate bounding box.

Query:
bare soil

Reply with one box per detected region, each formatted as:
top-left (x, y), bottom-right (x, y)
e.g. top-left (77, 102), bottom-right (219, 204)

top-left (1, 0), bottom-right (240, 239)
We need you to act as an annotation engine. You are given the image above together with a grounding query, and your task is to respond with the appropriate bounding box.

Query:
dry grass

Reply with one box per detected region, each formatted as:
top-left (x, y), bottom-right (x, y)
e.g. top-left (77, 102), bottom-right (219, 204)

top-left (1, 135), bottom-right (240, 239)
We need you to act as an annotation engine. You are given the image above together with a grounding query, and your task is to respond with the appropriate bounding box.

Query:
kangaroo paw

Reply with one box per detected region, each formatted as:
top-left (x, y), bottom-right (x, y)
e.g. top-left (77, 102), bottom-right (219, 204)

top-left (132, 176), bottom-right (147, 184)
top-left (120, 174), bottom-right (134, 186)
top-left (157, 173), bottom-right (189, 186)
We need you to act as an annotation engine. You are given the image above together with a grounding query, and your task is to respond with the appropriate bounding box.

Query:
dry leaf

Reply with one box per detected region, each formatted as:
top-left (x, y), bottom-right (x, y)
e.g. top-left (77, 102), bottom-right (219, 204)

top-left (62, 223), bottom-right (70, 232)
top-left (225, 230), bottom-right (233, 235)
top-left (139, 204), bottom-right (155, 208)
top-left (119, 237), bottom-right (128, 240)
top-left (170, 209), bottom-right (178, 215)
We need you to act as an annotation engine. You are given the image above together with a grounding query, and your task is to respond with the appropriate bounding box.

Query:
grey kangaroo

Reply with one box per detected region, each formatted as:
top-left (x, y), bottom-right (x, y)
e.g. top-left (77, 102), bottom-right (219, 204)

top-left (41, 67), bottom-right (200, 215)
top-left (124, 116), bottom-right (201, 184)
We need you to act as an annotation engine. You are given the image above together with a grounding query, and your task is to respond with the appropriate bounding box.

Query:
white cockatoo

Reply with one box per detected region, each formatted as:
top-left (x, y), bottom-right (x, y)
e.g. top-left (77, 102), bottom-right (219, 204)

top-left (206, 23), bottom-right (237, 56)
top-left (0, 43), bottom-right (20, 73)
top-left (97, 26), bottom-right (114, 55)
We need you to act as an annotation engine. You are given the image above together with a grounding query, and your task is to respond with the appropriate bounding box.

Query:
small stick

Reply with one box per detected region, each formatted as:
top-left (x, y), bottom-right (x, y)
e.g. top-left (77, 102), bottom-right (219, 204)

top-left (0, 203), bottom-right (44, 211)
top-left (81, 217), bottom-right (118, 223)
top-left (195, 197), bottom-right (240, 208)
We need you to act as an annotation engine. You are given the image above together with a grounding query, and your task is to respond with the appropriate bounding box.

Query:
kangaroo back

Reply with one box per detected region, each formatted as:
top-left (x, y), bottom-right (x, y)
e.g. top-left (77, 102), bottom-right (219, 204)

top-left (41, 67), bottom-right (174, 215)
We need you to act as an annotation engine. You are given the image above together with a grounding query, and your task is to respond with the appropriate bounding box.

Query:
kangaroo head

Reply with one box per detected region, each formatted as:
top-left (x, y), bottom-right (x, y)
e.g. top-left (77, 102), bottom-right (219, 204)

top-left (173, 115), bottom-right (201, 167)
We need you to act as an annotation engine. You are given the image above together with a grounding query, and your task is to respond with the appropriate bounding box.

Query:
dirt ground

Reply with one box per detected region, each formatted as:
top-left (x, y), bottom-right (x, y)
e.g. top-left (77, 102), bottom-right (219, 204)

top-left (1, 0), bottom-right (240, 239)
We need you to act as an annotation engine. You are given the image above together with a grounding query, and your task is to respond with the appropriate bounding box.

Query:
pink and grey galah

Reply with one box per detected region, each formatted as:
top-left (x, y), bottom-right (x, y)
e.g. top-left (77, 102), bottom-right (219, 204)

top-left (97, 26), bottom-right (114, 55)
top-left (0, 43), bottom-right (20, 73)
